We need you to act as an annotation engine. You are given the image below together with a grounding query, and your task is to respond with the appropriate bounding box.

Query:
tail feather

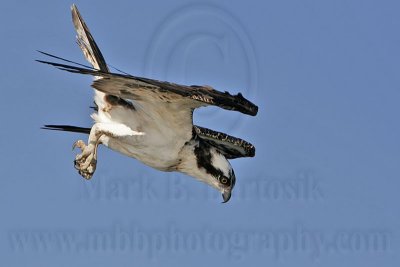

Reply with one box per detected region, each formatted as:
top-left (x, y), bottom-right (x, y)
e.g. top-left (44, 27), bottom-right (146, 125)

top-left (71, 4), bottom-right (109, 72)
top-left (41, 6), bottom-right (109, 137)
top-left (42, 125), bottom-right (90, 134)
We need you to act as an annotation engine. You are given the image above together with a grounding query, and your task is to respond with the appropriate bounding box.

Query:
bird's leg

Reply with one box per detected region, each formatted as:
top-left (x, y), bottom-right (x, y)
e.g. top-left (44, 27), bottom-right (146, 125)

top-left (72, 122), bottom-right (145, 180)
top-left (73, 125), bottom-right (104, 180)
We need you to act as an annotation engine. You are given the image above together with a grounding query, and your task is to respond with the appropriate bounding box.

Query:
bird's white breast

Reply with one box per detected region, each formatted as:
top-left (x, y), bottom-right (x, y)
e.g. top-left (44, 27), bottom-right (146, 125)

top-left (93, 91), bottom-right (191, 170)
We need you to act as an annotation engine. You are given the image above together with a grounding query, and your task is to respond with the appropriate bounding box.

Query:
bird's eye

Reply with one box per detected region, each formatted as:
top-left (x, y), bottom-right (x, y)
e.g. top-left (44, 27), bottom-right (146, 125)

top-left (218, 175), bottom-right (230, 186)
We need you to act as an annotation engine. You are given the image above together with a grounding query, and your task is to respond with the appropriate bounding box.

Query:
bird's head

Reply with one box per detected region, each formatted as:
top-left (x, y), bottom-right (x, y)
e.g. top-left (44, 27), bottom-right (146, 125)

top-left (206, 149), bottom-right (236, 203)
top-left (190, 141), bottom-right (236, 203)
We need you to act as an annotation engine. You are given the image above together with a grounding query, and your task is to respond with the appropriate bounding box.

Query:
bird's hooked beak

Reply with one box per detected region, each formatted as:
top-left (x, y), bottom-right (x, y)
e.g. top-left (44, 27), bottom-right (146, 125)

top-left (221, 170), bottom-right (236, 203)
top-left (222, 190), bottom-right (232, 203)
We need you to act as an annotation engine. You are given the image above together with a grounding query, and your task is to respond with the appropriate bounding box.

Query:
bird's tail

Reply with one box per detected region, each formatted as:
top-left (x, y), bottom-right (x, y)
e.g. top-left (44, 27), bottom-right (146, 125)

top-left (42, 125), bottom-right (90, 134)
top-left (41, 6), bottom-right (109, 137)
top-left (71, 4), bottom-right (109, 72)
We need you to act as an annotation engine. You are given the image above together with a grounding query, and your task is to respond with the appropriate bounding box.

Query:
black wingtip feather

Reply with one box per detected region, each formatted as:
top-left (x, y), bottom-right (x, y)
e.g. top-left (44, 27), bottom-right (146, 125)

top-left (36, 51), bottom-right (95, 70)
top-left (42, 125), bottom-right (90, 134)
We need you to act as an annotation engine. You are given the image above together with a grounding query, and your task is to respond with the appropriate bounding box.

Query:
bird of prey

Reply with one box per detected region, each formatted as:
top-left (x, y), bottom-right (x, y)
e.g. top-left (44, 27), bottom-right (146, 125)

top-left (39, 5), bottom-right (258, 202)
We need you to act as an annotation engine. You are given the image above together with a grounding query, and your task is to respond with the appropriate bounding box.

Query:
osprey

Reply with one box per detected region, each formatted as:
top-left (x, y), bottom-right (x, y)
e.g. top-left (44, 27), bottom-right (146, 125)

top-left (40, 5), bottom-right (258, 202)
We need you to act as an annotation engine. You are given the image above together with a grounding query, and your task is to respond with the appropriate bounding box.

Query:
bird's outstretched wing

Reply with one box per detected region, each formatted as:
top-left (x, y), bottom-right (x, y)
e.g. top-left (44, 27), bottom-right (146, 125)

top-left (69, 5), bottom-right (258, 116)
top-left (36, 59), bottom-right (258, 116)
top-left (193, 126), bottom-right (255, 159)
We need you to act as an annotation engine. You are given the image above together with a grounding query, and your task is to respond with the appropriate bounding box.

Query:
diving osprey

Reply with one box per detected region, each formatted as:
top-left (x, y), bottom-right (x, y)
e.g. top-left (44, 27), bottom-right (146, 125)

top-left (40, 5), bottom-right (258, 202)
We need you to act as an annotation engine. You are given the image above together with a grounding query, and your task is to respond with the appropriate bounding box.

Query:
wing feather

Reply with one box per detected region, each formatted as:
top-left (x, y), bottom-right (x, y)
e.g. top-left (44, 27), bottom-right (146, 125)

top-left (39, 5), bottom-right (258, 115)
top-left (194, 125), bottom-right (255, 159)
top-left (37, 59), bottom-right (257, 115)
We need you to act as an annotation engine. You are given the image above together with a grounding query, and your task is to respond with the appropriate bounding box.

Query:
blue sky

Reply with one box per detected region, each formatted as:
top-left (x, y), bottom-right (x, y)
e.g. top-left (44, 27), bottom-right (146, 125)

top-left (0, 1), bottom-right (399, 266)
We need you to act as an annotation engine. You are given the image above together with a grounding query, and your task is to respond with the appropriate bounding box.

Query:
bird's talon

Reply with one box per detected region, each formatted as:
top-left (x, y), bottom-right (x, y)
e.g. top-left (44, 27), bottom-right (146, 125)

top-left (73, 141), bottom-right (97, 180)
top-left (72, 140), bottom-right (86, 151)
